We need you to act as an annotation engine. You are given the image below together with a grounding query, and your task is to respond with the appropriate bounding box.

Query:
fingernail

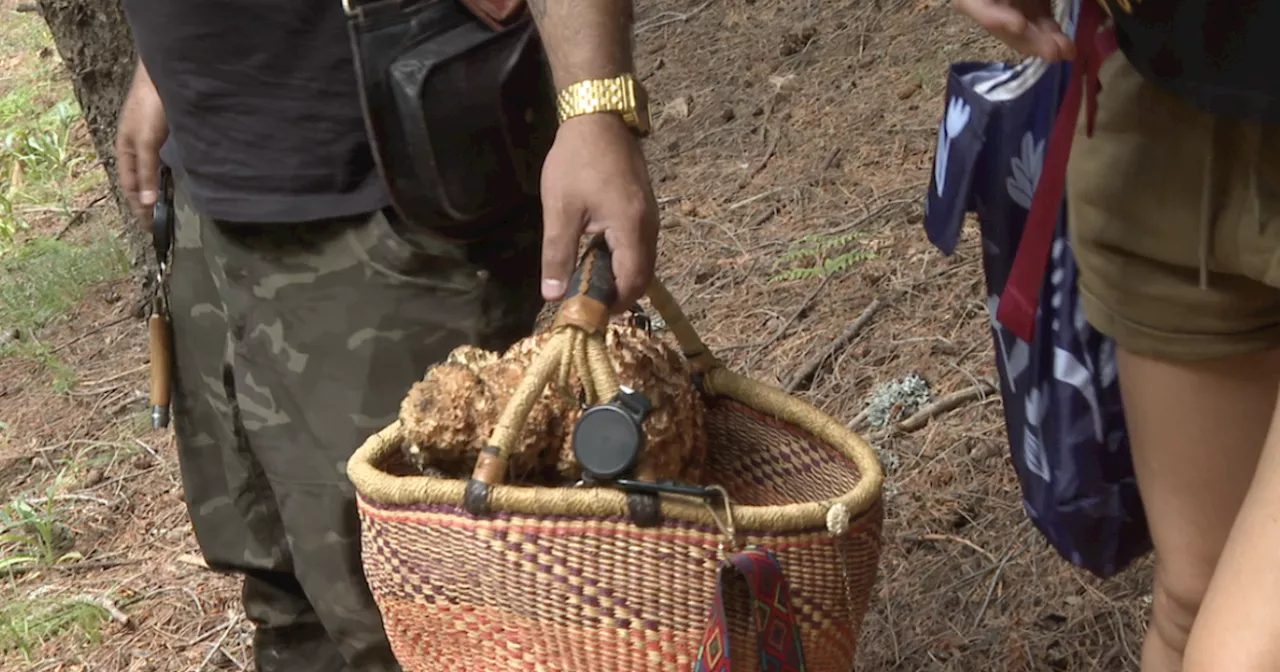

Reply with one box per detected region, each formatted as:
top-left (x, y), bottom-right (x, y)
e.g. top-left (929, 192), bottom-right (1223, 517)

top-left (140, 190), bottom-right (157, 205)
top-left (542, 279), bottom-right (564, 297)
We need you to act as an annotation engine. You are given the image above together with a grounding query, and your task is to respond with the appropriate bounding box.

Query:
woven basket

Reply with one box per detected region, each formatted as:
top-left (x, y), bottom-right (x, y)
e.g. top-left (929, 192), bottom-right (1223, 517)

top-left (347, 240), bottom-right (885, 672)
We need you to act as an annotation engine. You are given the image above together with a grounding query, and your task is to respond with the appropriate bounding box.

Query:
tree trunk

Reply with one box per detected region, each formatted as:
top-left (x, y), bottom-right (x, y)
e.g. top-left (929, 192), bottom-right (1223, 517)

top-left (35, 0), bottom-right (156, 300)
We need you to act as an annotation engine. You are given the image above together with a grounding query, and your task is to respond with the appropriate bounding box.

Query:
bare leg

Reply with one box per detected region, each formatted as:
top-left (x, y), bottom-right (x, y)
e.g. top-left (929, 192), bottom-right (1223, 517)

top-left (1183, 378), bottom-right (1280, 671)
top-left (1116, 348), bottom-right (1280, 671)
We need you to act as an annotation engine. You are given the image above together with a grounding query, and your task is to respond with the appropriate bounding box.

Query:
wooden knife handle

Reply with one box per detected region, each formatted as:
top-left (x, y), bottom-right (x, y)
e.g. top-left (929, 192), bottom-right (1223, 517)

top-left (149, 313), bottom-right (173, 426)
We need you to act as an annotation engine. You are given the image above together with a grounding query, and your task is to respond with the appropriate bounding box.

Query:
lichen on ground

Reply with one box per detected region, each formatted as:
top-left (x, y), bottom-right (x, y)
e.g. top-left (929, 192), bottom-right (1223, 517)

top-left (863, 372), bottom-right (932, 428)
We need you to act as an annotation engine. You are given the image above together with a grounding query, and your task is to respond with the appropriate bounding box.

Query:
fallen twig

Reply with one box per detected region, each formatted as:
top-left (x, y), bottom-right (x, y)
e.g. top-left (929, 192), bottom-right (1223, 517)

top-left (867, 379), bottom-right (998, 440)
top-left (56, 558), bottom-right (137, 573)
top-left (49, 313), bottom-right (132, 354)
top-left (77, 364), bottom-right (148, 389)
top-left (54, 193), bottom-right (111, 240)
top-left (634, 0), bottom-right (712, 33)
top-left (973, 521), bottom-right (1029, 627)
top-left (82, 465), bottom-right (160, 493)
top-left (25, 493), bottom-right (112, 507)
top-left (785, 295), bottom-right (893, 393)
top-left (74, 593), bottom-right (130, 625)
top-left (822, 197), bottom-right (919, 237)
top-left (739, 130), bottom-right (779, 187)
top-left (195, 611), bottom-right (242, 672)
top-left (109, 390), bottom-right (146, 416)
top-left (744, 206), bottom-right (777, 229)
top-left (820, 146), bottom-right (843, 173)
top-left (742, 274), bottom-right (832, 369)
top-left (3, 558), bottom-right (139, 578)
top-left (900, 533), bottom-right (997, 564)
top-left (135, 438), bottom-right (163, 463)
top-left (727, 187), bottom-right (785, 211)
top-left (846, 407), bottom-right (872, 432)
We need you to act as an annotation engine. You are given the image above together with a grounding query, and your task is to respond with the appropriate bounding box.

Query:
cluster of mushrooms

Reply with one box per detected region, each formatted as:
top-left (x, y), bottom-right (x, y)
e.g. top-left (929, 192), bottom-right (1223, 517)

top-left (397, 322), bottom-right (710, 487)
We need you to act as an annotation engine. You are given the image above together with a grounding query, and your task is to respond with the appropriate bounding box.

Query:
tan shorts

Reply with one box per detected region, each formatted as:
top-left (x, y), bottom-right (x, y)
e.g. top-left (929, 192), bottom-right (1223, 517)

top-left (1067, 51), bottom-right (1280, 361)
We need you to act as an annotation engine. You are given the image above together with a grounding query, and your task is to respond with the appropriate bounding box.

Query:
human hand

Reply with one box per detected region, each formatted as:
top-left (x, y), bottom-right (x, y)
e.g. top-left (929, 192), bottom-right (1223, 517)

top-left (114, 62), bottom-right (168, 232)
top-left (952, 0), bottom-right (1075, 61)
top-left (539, 112), bottom-right (660, 313)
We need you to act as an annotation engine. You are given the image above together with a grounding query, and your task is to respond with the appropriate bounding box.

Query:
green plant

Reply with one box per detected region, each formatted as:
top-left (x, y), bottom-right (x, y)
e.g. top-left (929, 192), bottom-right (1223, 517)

top-left (3, 101), bottom-right (84, 176)
top-left (768, 231), bottom-right (878, 283)
top-left (0, 236), bottom-right (129, 359)
top-left (0, 190), bottom-right (16, 243)
top-left (0, 477), bottom-right (79, 573)
top-left (0, 13), bottom-right (94, 247)
top-left (0, 592), bottom-right (111, 661)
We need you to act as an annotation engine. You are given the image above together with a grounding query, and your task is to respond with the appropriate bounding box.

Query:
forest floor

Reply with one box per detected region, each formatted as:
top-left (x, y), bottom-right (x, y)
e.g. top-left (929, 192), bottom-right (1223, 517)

top-left (0, 0), bottom-right (1157, 670)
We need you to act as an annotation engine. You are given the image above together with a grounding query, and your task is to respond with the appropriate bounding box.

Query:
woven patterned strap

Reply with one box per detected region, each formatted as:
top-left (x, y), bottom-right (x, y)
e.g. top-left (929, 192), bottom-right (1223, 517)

top-left (693, 547), bottom-right (807, 672)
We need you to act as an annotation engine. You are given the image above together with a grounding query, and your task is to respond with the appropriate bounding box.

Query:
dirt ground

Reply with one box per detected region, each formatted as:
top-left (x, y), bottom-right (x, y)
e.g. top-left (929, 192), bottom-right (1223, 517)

top-left (0, 0), bottom-right (1158, 670)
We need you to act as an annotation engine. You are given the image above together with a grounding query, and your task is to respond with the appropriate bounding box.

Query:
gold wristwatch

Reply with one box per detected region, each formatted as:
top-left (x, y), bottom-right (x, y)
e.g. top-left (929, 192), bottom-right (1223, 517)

top-left (555, 74), bottom-right (652, 137)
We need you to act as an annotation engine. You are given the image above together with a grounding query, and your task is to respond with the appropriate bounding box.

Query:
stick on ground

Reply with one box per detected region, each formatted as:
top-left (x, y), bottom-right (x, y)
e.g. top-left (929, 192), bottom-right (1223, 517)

top-left (785, 294), bottom-right (892, 393)
top-left (868, 378), bottom-right (998, 440)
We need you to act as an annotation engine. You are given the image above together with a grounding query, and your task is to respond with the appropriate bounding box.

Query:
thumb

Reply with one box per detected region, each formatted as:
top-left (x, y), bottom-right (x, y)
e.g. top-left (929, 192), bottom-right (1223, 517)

top-left (126, 137), bottom-right (161, 233)
top-left (135, 138), bottom-right (161, 211)
top-left (540, 194), bottom-right (585, 302)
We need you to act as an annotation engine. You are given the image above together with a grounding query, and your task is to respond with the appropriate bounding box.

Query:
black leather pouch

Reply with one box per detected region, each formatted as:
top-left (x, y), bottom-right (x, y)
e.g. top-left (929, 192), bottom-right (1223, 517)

top-left (345, 0), bottom-right (557, 237)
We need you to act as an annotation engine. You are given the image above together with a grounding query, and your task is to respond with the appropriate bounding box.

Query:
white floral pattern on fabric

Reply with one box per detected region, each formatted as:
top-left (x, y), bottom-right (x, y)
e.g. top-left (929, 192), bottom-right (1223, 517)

top-left (987, 294), bottom-right (1029, 393)
top-left (1022, 384), bottom-right (1051, 482)
top-left (1006, 131), bottom-right (1044, 210)
top-left (934, 96), bottom-right (972, 197)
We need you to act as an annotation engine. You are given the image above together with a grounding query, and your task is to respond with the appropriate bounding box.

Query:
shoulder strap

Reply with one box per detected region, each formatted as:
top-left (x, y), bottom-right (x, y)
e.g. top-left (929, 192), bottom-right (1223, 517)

top-left (995, 0), bottom-right (1117, 342)
top-left (693, 547), bottom-right (808, 672)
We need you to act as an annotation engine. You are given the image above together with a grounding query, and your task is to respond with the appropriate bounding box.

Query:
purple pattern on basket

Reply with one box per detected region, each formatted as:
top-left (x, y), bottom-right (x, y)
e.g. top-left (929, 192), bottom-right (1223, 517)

top-left (364, 512), bottom-right (864, 640)
top-left (920, 2), bottom-right (1151, 580)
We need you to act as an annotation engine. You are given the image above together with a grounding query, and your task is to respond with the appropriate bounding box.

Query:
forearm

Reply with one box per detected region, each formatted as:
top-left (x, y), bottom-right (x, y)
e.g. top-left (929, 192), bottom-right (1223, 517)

top-left (527, 0), bottom-right (636, 89)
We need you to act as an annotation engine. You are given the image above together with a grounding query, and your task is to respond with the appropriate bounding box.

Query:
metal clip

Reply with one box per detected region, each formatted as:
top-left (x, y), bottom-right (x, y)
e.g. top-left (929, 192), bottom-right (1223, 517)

top-left (701, 484), bottom-right (738, 561)
top-left (627, 303), bottom-right (652, 335)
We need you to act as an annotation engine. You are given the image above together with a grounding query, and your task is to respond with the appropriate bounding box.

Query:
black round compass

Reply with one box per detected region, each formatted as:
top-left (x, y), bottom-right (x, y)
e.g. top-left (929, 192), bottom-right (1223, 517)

top-left (572, 385), bottom-right (653, 481)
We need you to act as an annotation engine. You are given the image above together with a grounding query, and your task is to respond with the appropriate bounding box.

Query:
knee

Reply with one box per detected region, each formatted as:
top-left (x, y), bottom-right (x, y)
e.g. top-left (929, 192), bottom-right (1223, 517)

top-left (1149, 565), bottom-right (1209, 660)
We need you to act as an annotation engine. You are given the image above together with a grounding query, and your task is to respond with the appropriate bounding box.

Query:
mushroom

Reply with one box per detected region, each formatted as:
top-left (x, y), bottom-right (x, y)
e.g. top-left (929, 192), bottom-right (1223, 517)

top-left (397, 322), bottom-right (708, 486)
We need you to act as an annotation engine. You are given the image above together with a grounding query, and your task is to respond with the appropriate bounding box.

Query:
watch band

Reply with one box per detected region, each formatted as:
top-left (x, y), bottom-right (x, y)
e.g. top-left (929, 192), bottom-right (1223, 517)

top-left (555, 74), bottom-right (650, 135)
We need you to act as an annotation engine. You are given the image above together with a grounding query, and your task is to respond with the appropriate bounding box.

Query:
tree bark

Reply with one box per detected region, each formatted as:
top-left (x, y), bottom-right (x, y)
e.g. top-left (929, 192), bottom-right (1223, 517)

top-left (35, 0), bottom-right (156, 300)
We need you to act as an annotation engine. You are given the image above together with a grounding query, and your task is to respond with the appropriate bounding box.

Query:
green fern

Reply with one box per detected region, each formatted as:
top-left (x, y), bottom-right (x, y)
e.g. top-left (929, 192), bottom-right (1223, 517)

top-left (768, 231), bottom-right (877, 284)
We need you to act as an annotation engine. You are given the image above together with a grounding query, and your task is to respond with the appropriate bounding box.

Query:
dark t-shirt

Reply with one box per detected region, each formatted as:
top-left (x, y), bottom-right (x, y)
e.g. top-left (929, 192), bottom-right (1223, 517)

top-left (1103, 0), bottom-right (1280, 124)
top-left (120, 0), bottom-right (388, 223)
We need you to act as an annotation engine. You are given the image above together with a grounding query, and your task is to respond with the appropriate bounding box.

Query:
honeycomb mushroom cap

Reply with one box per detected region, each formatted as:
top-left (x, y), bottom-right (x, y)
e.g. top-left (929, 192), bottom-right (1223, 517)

top-left (398, 362), bottom-right (488, 472)
top-left (395, 321), bottom-right (709, 487)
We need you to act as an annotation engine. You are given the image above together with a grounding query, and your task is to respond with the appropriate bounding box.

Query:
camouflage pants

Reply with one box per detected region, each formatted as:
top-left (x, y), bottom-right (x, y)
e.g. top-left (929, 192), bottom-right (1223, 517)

top-left (167, 176), bottom-right (542, 671)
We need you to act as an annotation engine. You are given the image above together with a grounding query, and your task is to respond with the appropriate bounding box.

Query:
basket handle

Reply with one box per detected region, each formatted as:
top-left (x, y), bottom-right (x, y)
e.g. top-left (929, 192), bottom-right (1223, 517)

top-left (552, 233), bottom-right (720, 374)
top-left (463, 235), bottom-right (721, 516)
top-left (551, 233), bottom-right (618, 335)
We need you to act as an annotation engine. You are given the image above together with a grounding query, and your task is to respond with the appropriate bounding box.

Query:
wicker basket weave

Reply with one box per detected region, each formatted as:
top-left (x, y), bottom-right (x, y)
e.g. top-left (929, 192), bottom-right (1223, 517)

top-left (347, 246), bottom-right (885, 672)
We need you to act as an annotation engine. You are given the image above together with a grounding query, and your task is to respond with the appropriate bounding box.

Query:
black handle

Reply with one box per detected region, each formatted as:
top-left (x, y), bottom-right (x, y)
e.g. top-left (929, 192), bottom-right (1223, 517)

top-left (552, 234), bottom-right (619, 333)
top-left (151, 165), bottom-right (174, 268)
top-left (563, 234), bottom-right (618, 308)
